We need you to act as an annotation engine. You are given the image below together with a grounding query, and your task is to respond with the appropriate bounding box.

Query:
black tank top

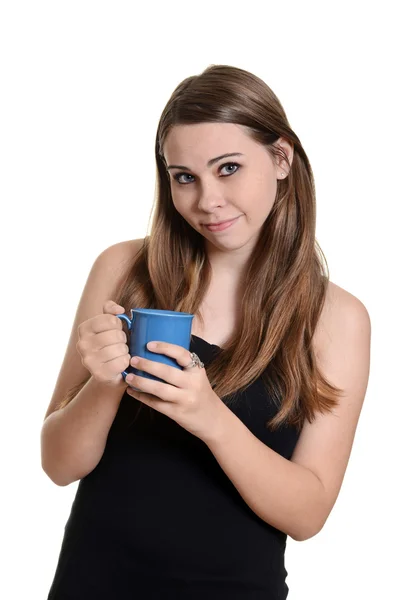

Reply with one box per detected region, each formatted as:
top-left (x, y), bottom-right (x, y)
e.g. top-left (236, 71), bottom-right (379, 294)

top-left (47, 336), bottom-right (301, 599)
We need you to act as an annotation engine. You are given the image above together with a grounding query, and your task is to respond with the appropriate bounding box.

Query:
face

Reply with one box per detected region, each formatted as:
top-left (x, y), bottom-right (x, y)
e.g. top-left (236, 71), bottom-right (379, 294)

top-left (163, 122), bottom-right (292, 260)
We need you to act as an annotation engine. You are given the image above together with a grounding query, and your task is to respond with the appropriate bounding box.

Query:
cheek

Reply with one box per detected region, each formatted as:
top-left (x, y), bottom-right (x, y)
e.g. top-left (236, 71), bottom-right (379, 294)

top-left (243, 180), bottom-right (277, 221)
top-left (171, 195), bottom-right (186, 215)
top-left (171, 196), bottom-right (194, 223)
top-left (253, 174), bottom-right (277, 204)
top-left (171, 188), bottom-right (196, 211)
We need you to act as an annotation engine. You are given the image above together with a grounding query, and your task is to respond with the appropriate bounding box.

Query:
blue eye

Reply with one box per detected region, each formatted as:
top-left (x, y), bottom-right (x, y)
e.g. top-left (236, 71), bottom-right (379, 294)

top-left (173, 172), bottom-right (194, 185)
top-left (172, 162), bottom-right (240, 185)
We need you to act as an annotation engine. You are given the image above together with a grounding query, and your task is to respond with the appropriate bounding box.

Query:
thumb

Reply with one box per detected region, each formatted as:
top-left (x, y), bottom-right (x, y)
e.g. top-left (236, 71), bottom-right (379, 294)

top-left (103, 300), bottom-right (125, 315)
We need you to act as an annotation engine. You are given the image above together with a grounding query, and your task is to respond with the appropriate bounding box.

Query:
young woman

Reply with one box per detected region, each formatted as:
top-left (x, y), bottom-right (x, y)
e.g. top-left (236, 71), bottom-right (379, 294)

top-left (42, 64), bottom-right (371, 599)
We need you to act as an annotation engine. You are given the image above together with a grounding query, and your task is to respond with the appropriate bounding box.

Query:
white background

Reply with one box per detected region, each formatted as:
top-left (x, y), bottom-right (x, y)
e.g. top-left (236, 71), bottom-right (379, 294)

top-left (1, 1), bottom-right (398, 598)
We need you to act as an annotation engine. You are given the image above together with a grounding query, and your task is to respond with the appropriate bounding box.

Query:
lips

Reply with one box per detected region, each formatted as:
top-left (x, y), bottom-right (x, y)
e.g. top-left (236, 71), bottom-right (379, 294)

top-left (203, 217), bottom-right (240, 226)
top-left (204, 216), bottom-right (241, 232)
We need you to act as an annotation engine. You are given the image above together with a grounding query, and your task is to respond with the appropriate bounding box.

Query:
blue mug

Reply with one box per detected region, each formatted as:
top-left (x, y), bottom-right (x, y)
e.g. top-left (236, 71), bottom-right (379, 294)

top-left (116, 308), bottom-right (194, 391)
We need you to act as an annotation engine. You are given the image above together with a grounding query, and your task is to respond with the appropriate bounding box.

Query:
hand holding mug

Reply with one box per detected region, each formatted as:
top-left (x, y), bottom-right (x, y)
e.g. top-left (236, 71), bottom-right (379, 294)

top-left (113, 306), bottom-right (229, 442)
top-left (76, 300), bottom-right (131, 388)
top-left (125, 340), bottom-right (228, 443)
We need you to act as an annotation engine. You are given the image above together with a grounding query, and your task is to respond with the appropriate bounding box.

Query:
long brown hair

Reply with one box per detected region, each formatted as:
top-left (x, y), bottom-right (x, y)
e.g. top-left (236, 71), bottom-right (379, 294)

top-left (111, 64), bottom-right (344, 432)
top-left (61, 65), bottom-right (343, 430)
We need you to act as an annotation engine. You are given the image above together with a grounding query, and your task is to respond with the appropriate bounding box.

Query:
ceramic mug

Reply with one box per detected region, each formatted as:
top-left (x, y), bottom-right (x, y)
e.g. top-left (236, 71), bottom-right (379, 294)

top-left (116, 308), bottom-right (194, 391)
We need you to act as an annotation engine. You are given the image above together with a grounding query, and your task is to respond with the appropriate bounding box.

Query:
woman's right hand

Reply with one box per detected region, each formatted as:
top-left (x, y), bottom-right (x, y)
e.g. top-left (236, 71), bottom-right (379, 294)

top-left (76, 300), bottom-right (131, 387)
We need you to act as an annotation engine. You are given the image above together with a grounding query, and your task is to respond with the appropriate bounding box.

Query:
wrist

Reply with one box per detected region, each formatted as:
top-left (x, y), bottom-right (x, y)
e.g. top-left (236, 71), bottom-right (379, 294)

top-left (202, 401), bottom-right (236, 447)
top-left (88, 376), bottom-right (127, 401)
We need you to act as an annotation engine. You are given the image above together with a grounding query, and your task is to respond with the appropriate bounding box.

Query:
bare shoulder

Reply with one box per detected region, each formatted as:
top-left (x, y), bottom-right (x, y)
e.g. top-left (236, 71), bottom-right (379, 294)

top-left (313, 280), bottom-right (371, 357)
top-left (96, 238), bottom-right (145, 270)
top-left (88, 238), bottom-right (146, 284)
top-left (328, 279), bottom-right (370, 314)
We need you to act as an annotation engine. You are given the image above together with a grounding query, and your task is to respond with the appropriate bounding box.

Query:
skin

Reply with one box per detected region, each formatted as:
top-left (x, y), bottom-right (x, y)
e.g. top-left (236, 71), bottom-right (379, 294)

top-left (163, 122), bottom-right (294, 280)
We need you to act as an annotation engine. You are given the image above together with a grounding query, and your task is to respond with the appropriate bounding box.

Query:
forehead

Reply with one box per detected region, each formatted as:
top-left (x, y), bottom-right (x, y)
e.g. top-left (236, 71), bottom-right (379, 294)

top-left (163, 122), bottom-right (254, 161)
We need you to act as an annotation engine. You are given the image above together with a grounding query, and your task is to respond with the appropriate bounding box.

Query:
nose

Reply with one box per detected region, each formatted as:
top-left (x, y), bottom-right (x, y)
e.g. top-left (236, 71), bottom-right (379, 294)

top-left (197, 181), bottom-right (226, 213)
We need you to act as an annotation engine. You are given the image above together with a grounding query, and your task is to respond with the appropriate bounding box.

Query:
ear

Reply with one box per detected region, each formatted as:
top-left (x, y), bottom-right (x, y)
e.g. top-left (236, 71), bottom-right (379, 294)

top-left (274, 137), bottom-right (294, 178)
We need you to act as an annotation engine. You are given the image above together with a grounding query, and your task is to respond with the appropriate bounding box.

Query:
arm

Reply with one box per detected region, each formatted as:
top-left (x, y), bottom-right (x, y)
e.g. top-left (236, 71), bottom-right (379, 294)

top-left (204, 287), bottom-right (371, 541)
top-left (41, 377), bottom-right (126, 486)
top-left (40, 239), bottom-right (144, 486)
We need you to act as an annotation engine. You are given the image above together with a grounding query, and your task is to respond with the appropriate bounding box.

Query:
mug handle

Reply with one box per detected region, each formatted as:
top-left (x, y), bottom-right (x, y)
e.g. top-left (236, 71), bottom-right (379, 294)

top-left (116, 312), bottom-right (136, 380)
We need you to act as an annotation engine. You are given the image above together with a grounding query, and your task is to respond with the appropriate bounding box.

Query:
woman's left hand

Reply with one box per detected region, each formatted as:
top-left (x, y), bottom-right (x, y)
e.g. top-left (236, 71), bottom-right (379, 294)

top-left (125, 341), bottom-right (229, 443)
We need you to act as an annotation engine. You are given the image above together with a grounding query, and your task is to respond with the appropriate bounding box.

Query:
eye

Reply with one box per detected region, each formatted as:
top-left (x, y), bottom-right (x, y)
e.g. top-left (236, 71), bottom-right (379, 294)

top-left (173, 172), bottom-right (195, 185)
top-left (172, 162), bottom-right (241, 185)
top-left (220, 162), bottom-right (240, 176)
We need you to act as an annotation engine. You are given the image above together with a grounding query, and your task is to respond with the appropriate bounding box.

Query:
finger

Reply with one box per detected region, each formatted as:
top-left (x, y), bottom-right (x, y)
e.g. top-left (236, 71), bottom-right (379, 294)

top-left (78, 314), bottom-right (116, 338)
top-left (129, 373), bottom-right (181, 403)
top-left (96, 343), bottom-right (130, 363)
top-left (127, 387), bottom-right (169, 412)
top-left (145, 341), bottom-right (195, 369)
top-left (130, 356), bottom-right (182, 387)
top-left (90, 329), bottom-right (127, 351)
top-left (103, 300), bottom-right (125, 314)
top-left (87, 314), bottom-right (124, 335)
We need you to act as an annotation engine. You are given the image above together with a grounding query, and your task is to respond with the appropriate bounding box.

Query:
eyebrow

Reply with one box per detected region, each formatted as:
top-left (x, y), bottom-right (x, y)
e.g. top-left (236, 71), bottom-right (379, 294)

top-left (166, 152), bottom-right (244, 171)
